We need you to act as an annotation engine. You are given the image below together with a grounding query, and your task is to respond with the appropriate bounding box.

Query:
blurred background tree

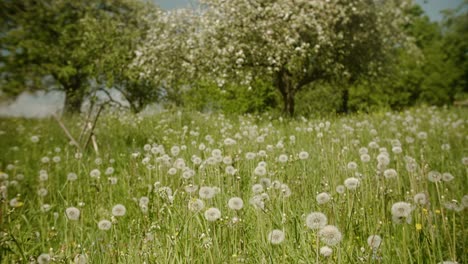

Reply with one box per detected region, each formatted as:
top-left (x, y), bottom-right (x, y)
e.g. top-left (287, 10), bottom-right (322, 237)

top-left (0, 0), bottom-right (158, 114)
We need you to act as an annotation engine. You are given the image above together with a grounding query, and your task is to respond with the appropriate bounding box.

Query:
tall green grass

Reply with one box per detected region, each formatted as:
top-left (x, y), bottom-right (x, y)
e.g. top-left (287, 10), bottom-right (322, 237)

top-left (0, 106), bottom-right (466, 263)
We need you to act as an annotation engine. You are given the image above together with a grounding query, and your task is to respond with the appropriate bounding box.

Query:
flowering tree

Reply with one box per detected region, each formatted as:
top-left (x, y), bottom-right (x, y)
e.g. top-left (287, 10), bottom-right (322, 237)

top-left (131, 8), bottom-right (204, 106)
top-left (197, 0), bottom-right (410, 115)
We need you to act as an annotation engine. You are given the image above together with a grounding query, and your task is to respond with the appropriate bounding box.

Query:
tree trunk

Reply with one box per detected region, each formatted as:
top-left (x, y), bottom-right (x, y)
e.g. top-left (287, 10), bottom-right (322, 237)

top-left (63, 88), bottom-right (84, 114)
top-left (340, 88), bottom-right (349, 114)
top-left (62, 75), bottom-right (84, 115)
top-left (282, 89), bottom-right (295, 116)
top-left (276, 68), bottom-right (296, 116)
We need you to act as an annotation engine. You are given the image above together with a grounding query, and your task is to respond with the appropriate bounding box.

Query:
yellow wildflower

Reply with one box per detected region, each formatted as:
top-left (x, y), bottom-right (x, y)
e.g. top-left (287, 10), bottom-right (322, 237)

top-left (416, 223), bottom-right (422, 231)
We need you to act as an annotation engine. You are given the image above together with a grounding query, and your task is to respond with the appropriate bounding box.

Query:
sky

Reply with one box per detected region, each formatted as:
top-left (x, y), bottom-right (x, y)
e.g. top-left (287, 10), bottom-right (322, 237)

top-left (0, 0), bottom-right (464, 118)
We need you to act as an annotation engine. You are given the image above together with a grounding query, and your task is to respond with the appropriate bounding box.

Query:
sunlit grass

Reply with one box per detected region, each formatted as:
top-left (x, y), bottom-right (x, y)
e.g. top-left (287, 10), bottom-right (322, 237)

top-left (0, 106), bottom-right (466, 263)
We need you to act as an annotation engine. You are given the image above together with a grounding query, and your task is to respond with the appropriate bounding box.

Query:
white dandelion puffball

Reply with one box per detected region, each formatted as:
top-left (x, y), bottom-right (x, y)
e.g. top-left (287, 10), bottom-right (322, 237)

top-left (427, 171), bottom-right (442, 182)
top-left (268, 229), bottom-right (285, 245)
top-left (360, 154), bottom-right (371, 162)
top-left (413, 193), bottom-right (428, 205)
top-left (37, 253), bottom-right (51, 264)
top-left (188, 199), bottom-right (205, 212)
top-left (391, 202), bottom-right (412, 218)
top-left (199, 186), bottom-right (216, 199)
top-left (254, 166), bottom-right (267, 176)
top-left (318, 225), bottom-right (343, 246)
top-left (67, 172), bottom-right (78, 181)
top-left (367, 235), bottom-right (382, 249)
top-left (383, 169), bottom-right (398, 179)
top-left (306, 212), bottom-right (327, 230)
top-left (299, 151), bottom-right (309, 160)
top-left (228, 197), bottom-right (244, 210)
top-left (31, 135), bottom-right (39, 143)
top-left (316, 192), bottom-right (331, 204)
top-left (90, 169), bottom-right (101, 179)
top-left (320, 246), bottom-right (333, 257)
top-left (65, 207), bottom-right (80, 221)
top-left (204, 207), bottom-right (221, 222)
top-left (98, 220), bottom-right (112, 230)
top-left (347, 161), bottom-right (358, 170)
top-left (344, 177), bottom-right (360, 190)
top-left (112, 204), bottom-right (126, 217)
top-left (278, 154), bottom-right (288, 163)
top-left (462, 195), bottom-right (468, 208)
top-left (74, 254), bottom-right (88, 264)
top-left (442, 172), bottom-right (454, 182)
top-left (336, 185), bottom-right (345, 194)
top-left (252, 184), bottom-right (264, 194)
top-left (245, 152), bottom-right (256, 160)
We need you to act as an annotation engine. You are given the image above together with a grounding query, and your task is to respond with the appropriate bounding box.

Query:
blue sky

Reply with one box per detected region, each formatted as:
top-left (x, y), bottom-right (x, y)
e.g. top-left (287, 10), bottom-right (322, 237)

top-left (155, 0), bottom-right (463, 21)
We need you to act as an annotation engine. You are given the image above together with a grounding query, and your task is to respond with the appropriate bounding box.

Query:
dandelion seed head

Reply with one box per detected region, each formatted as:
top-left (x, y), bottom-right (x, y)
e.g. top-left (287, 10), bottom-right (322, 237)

top-left (278, 154), bottom-right (288, 163)
top-left (73, 254), bottom-right (88, 264)
top-left (188, 198), bottom-right (205, 212)
top-left (258, 178), bottom-right (271, 188)
top-left (367, 235), bottom-right (382, 249)
top-left (320, 246), bottom-right (333, 257)
top-left (37, 253), bottom-right (51, 264)
top-left (347, 161), bottom-right (358, 170)
top-left (252, 184), bottom-right (264, 194)
top-left (384, 169), bottom-right (398, 179)
top-left (228, 197), bottom-right (244, 210)
top-left (98, 219), bottom-right (112, 230)
top-left (67, 172), bottom-right (78, 181)
top-left (204, 207), bottom-right (221, 222)
top-left (442, 172), bottom-right (454, 182)
top-left (318, 225), bottom-right (342, 246)
top-left (428, 171), bottom-right (441, 182)
top-left (391, 202), bottom-right (412, 218)
top-left (112, 204), bottom-right (126, 217)
top-left (299, 151), bottom-right (309, 160)
top-left (336, 185), bottom-right (345, 194)
top-left (90, 169), bottom-right (101, 179)
top-left (254, 166), bottom-right (267, 176)
top-left (65, 207), bottom-right (80, 221)
top-left (316, 192), bottom-right (331, 204)
top-left (344, 177), bottom-right (360, 190)
top-left (199, 186), bottom-right (215, 199)
top-left (413, 193), bottom-right (428, 205)
top-left (268, 229), bottom-right (285, 245)
top-left (306, 212), bottom-right (327, 230)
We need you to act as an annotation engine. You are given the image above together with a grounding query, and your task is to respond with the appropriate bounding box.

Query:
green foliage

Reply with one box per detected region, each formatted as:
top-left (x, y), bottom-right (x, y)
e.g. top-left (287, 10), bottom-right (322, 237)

top-left (0, 0), bottom-right (158, 113)
top-left (180, 79), bottom-right (279, 114)
top-left (295, 82), bottom-right (343, 117)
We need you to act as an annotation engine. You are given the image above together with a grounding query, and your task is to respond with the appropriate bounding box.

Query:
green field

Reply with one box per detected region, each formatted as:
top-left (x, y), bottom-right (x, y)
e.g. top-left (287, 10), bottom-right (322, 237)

top-left (0, 106), bottom-right (466, 263)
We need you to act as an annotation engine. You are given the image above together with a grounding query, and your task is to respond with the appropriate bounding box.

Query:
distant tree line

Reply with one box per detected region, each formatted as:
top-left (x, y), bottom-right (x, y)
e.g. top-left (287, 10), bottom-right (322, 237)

top-left (0, 0), bottom-right (466, 116)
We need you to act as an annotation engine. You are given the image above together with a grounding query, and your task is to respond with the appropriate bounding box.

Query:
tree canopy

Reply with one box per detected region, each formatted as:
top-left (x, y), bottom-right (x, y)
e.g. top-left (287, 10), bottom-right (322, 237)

top-left (0, 0), bottom-right (158, 113)
top-left (1, 0), bottom-right (466, 116)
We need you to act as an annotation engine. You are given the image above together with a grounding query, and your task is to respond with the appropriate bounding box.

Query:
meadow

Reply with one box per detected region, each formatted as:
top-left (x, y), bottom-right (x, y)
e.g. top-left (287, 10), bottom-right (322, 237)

top-left (0, 106), bottom-right (466, 263)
